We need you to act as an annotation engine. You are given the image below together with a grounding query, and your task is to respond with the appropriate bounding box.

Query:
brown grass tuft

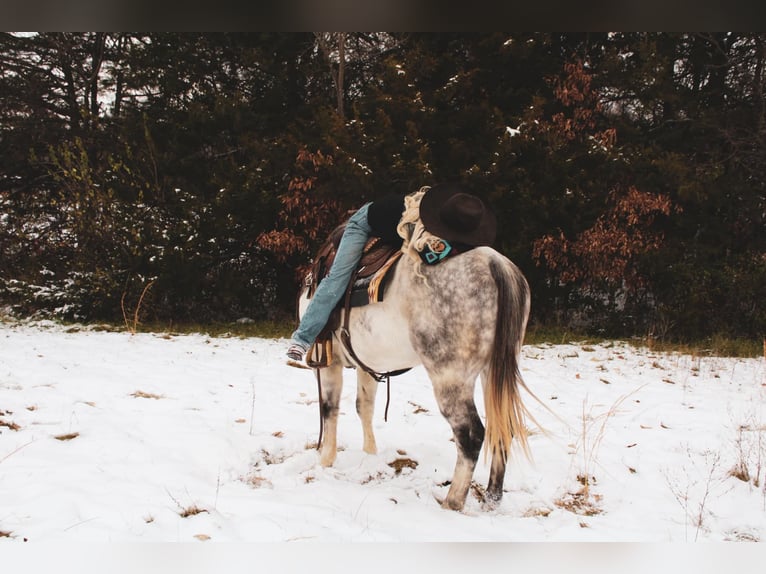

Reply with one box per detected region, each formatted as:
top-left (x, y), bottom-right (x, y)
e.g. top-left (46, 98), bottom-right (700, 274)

top-left (54, 432), bottom-right (80, 441)
top-left (554, 488), bottom-right (603, 516)
top-left (179, 505), bottom-right (207, 518)
top-left (388, 457), bottom-right (418, 475)
top-left (0, 419), bottom-right (20, 431)
top-left (470, 481), bottom-right (487, 504)
top-left (728, 462), bottom-right (751, 483)
top-left (245, 475), bottom-right (273, 489)
top-left (523, 506), bottom-right (553, 518)
top-left (130, 390), bottom-right (164, 400)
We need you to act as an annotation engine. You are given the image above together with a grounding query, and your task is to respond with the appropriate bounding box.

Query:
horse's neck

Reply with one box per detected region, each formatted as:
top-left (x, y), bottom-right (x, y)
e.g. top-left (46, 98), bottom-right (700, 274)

top-left (386, 253), bottom-right (430, 303)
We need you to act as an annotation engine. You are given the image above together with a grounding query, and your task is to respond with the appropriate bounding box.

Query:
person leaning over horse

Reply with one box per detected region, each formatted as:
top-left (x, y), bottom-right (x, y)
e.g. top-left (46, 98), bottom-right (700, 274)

top-left (286, 183), bottom-right (497, 365)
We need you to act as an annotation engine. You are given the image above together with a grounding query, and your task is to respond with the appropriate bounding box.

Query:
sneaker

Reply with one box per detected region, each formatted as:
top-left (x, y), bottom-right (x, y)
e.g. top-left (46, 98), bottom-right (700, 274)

top-left (286, 343), bottom-right (306, 362)
top-left (286, 342), bottom-right (310, 368)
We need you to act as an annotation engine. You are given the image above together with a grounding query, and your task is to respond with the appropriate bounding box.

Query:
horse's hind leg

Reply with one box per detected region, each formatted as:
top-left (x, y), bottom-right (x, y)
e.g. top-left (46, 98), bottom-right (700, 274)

top-left (356, 369), bottom-right (378, 455)
top-left (485, 453), bottom-right (507, 510)
top-left (318, 361), bottom-right (344, 467)
top-left (431, 375), bottom-right (485, 511)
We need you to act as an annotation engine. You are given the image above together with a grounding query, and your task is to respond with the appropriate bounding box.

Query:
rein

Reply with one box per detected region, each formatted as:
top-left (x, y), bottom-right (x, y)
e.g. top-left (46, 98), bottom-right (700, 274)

top-left (314, 362), bottom-right (324, 451)
top-left (340, 265), bottom-right (405, 419)
top-left (314, 342), bottom-right (390, 460)
top-left (310, 339), bottom-right (390, 452)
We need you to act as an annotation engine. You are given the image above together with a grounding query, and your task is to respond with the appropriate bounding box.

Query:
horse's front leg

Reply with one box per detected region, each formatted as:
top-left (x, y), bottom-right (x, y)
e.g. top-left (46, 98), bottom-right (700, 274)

top-left (318, 361), bottom-right (344, 467)
top-left (356, 369), bottom-right (378, 455)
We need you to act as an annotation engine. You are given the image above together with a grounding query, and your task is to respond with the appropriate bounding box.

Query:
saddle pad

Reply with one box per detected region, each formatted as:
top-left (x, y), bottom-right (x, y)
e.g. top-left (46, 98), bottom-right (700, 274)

top-left (348, 251), bottom-right (402, 308)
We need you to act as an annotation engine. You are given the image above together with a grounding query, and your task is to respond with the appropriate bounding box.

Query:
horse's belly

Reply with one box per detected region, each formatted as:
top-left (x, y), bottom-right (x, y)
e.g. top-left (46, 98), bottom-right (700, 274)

top-left (345, 305), bottom-right (420, 372)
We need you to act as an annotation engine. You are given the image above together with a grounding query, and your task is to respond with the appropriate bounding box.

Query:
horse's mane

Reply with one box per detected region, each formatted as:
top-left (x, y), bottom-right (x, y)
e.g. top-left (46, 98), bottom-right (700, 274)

top-left (396, 186), bottom-right (441, 280)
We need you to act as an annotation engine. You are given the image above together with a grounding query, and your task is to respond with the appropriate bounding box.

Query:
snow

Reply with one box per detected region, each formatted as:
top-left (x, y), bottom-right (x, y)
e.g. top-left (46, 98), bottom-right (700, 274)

top-left (1, 320), bottom-right (765, 546)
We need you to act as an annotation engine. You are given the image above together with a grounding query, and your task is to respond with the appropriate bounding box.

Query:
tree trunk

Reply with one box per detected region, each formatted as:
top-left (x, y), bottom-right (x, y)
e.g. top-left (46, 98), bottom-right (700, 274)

top-left (89, 32), bottom-right (106, 121)
top-left (336, 33), bottom-right (345, 119)
top-left (315, 32), bottom-right (346, 120)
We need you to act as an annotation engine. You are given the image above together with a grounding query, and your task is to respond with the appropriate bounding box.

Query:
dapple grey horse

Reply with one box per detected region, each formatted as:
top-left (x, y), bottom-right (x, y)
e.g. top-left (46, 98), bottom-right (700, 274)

top-left (296, 242), bottom-right (534, 512)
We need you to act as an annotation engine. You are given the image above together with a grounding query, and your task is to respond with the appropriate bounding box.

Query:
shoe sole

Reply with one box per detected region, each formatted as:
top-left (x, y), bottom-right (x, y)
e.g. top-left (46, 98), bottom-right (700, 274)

top-left (286, 358), bottom-right (311, 370)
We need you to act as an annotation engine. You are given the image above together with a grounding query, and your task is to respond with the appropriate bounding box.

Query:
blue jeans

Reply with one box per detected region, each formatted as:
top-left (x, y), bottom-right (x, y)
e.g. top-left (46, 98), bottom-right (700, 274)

top-left (291, 202), bottom-right (372, 349)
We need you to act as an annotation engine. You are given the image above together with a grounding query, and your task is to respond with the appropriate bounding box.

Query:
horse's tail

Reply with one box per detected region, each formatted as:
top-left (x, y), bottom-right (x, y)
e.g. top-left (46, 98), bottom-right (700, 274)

top-left (484, 257), bottom-right (535, 462)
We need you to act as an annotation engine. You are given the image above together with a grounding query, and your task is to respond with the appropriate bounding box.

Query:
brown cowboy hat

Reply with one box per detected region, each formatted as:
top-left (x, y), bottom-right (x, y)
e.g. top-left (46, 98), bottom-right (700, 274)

top-left (419, 183), bottom-right (497, 246)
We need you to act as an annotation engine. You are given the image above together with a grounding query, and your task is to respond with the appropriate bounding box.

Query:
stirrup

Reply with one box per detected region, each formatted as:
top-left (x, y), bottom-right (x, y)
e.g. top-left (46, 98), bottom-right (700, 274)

top-left (306, 339), bottom-right (333, 369)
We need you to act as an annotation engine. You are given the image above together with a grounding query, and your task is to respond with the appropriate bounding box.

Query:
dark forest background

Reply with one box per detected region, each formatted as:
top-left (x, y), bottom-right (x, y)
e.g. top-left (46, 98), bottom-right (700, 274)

top-left (1, 32), bottom-right (764, 342)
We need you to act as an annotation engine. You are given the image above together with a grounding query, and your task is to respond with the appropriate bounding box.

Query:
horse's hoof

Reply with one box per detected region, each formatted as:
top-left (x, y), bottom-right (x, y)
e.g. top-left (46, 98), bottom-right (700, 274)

top-left (440, 497), bottom-right (466, 512)
top-left (481, 497), bottom-right (501, 512)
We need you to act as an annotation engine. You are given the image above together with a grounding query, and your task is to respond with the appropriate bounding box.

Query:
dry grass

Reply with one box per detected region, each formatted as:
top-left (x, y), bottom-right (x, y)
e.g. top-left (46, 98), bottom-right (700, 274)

top-left (470, 481), bottom-right (487, 504)
top-left (166, 489), bottom-right (208, 518)
top-left (54, 432), bottom-right (80, 441)
top-left (130, 390), bottom-right (164, 400)
top-left (179, 504), bottom-right (207, 518)
top-left (259, 448), bottom-right (289, 466)
top-left (526, 324), bottom-right (763, 358)
top-left (664, 448), bottom-right (724, 541)
top-left (121, 279), bottom-right (155, 335)
top-left (387, 457), bottom-right (418, 475)
top-left (730, 420), bottom-right (765, 490)
top-left (554, 488), bottom-right (604, 516)
top-left (360, 471), bottom-right (386, 484)
top-left (523, 506), bottom-right (553, 518)
top-left (728, 461), bottom-right (751, 483)
top-left (0, 419), bottom-right (20, 431)
top-left (0, 409), bottom-right (20, 431)
top-left (724, 529), bottom-right (760, 542)
top-left (557, 386), bottom-right (644, 517)
top-left (245, 474), bottom-right (273, 489)
top-left (408, 401), bottom-right (429, 414)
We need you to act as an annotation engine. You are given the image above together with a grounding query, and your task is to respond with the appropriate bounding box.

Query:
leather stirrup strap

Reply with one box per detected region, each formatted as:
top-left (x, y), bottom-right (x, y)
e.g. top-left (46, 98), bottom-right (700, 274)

top-left (315, 366), bottom-right (323, 450)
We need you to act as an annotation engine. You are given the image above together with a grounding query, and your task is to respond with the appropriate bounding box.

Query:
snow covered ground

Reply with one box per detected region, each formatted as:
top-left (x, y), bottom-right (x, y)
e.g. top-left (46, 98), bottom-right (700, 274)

top-left (1, 320), bottom-right (765, 546)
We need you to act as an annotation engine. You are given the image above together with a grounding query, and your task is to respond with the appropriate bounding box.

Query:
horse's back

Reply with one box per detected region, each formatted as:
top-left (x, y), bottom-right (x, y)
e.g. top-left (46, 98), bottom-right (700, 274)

top-left (407, 247), bottom-right (521, 369)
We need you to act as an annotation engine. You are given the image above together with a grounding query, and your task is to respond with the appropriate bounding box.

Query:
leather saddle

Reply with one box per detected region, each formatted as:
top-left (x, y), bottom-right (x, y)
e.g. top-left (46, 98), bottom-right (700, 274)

top-left (303, 223), bottom-right (402, 356)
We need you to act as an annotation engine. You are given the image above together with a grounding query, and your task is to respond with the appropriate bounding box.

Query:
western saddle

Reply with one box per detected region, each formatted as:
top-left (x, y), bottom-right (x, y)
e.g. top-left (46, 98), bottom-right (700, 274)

top-left (302, 223), bottom-right (402, 372)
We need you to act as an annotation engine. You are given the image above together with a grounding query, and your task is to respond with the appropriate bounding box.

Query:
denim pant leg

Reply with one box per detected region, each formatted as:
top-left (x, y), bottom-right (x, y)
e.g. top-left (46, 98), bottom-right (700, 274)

top-left (291, 203), bottom-right (372, 348)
